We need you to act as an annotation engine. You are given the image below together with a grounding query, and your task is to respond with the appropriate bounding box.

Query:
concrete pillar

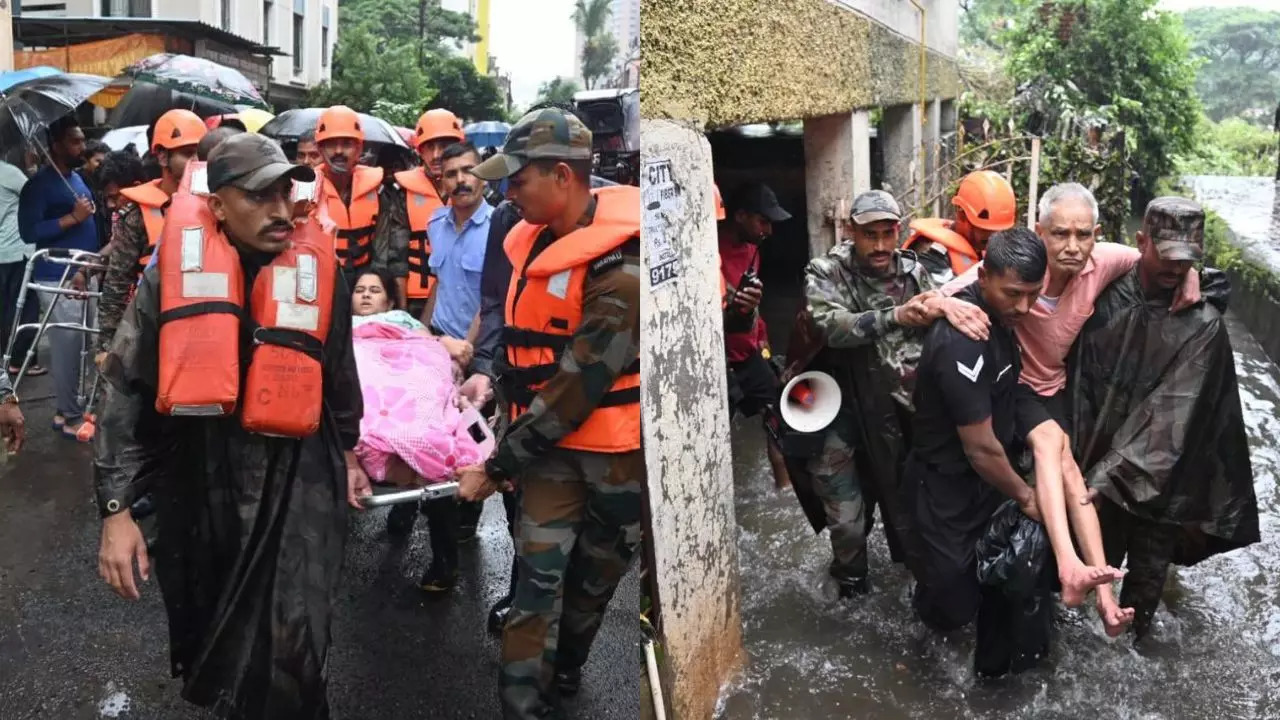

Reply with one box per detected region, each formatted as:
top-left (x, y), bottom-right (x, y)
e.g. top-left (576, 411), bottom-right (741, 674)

top-left (927, 99), bottom-right (942, 217)
top-left (882, 103), bottom-right (922, 215)
top-left (640, 118), bottom-right (744, 720)
top-left (802, 110), bottom-right (873, 257)
top-left (0, 1), bottom-right (13, 73)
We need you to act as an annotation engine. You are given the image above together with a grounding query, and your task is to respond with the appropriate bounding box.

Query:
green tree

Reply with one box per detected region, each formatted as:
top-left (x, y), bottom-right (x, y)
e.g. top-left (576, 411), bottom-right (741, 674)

top-left (339, 0), bottom-right (477, 51)
top-left (534, 77), bottom-right (581, 107)
top-left (959, 0), bottom-right (1018, 51)
top-left (572, 0), bottom-right (617, 89)
top-left (422, 54), bottom-right (506, 121)
top-left (1182, 7), bottom-right (1280, 124)
top-left (307, 23), bottom-right (435, 113)
top-left (1003, 0), bottom-right (1200, 197)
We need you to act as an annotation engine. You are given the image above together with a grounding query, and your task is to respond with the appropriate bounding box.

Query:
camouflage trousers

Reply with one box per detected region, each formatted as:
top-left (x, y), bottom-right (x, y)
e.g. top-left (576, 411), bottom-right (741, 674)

top-left (499, 447), bottom-right (645, 720)
top-left (1098, 497), bottom-right (1182, 640)
top-left (807, 420), bottom-right (868, 581)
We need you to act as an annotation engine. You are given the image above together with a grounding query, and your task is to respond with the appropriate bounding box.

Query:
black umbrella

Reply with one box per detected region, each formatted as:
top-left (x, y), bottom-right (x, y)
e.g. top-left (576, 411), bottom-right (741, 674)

top-left (0, 71), bottom-right (110, 194)
top-left (260, 107), bottom-right (409, 147)
top-left (105, 82), bottom-right (240, 129)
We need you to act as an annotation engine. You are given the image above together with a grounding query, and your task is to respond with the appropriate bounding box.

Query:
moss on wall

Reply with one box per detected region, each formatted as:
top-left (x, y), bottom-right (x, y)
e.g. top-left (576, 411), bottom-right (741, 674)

top-left (641, 0), bottom-right (961, 126)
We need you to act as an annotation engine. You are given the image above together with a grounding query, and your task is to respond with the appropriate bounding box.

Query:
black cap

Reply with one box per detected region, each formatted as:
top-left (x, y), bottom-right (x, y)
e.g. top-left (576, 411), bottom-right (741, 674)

top-left (728, 182), bottom-right (792, 223)
top-left (207, 133), bottom-right (314, 193)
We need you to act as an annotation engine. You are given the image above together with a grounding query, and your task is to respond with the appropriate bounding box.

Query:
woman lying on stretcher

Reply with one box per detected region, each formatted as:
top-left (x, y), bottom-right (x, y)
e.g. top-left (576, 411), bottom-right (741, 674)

top-left (349, 269), bottom-right (493, 488)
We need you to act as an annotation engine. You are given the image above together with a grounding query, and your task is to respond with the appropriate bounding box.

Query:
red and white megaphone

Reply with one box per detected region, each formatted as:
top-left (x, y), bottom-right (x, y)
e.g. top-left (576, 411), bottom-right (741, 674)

top-left (778, 371), bottom-right (842, 433)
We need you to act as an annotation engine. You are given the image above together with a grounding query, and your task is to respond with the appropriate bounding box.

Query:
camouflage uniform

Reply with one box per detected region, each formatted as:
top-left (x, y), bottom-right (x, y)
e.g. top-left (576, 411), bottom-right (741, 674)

top-left (803, 242), bottom-right (936, 583)
top-left (96, 203), bottom-right (148, 352)
top-left (471, 109), bottom-right (643, 720)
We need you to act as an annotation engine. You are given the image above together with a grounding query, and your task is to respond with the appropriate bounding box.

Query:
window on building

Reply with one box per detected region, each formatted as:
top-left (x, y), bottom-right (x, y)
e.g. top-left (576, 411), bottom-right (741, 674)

top-left (293, 7), bottom-right (305, 75)
top-left (102, 0), bottom-right (151, 17)
top-left (263, 1), bottom-right (273, 44)
top-left (322, 6), bottom-right (331, 68)
top-left (221, 0), bottom-right (232, 31)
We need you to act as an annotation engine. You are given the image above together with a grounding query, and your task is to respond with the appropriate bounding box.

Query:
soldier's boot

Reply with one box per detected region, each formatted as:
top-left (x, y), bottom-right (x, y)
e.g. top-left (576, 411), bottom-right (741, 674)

top-left (831, 567), bottom-right (870, 598)
top-left (553, 667), bottom-right (581, 696)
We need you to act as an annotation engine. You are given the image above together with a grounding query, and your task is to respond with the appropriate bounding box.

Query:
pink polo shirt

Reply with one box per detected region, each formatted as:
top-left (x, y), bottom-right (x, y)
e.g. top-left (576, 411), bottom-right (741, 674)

top-left (941, 243), bottom-right (1198, 397)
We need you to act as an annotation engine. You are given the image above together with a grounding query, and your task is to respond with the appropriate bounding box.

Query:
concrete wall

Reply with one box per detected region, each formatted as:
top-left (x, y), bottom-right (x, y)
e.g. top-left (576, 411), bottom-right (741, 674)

top-left (641, 0), bottom-right (961, 127)
top-left (641, 119), bottom-right (744, 720)
top-left (830, 0), bottom-right (958, 58)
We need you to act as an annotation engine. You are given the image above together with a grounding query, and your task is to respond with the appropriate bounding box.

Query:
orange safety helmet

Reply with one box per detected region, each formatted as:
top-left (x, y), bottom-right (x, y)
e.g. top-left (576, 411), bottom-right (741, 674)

top-left (951, 170), bottom-right (1016, 231)
top-left (152, 109), bottom-right (207, 152)
top-left (315, 105), bottom-right (364, 144)
top-left (413, 108), bottom-right (464, 148)
top-left (713, 183), bottom-right (726, 221)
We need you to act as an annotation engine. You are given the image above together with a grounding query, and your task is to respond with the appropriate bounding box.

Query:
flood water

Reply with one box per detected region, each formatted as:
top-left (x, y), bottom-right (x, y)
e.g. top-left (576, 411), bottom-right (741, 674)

top-left (715, 309), bottom-right (1280, 720)
top-left (1187, 176), bottom-right (1280, 264)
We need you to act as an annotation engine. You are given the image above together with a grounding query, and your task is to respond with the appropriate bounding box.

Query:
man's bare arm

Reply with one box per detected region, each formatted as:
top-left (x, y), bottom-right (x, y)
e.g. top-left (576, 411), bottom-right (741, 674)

top-left (956, 419), bottom-right (1038, 516)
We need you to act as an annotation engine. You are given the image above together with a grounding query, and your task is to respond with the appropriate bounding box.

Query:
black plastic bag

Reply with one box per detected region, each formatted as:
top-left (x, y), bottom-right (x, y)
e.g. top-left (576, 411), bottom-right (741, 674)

top-left (974, 500), bottom-right (1054, 678)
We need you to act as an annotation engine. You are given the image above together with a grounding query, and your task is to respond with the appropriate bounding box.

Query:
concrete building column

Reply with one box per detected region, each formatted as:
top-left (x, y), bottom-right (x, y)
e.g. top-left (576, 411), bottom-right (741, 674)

top-left (0, 1), bottom-right (13, 73)
top-left (882, 103), bottom-right (922, 215)
top-left (639, 118), bottom-right (744, 720)
top-left (802, 109), bottom-right (873, 257)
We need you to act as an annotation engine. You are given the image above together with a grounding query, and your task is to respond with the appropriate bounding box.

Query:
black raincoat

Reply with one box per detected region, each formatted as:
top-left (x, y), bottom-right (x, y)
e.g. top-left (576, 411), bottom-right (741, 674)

top-left (1068, 268), bottom-right (1260, 565)
top-left (93, 258), bottom-right (361, 719)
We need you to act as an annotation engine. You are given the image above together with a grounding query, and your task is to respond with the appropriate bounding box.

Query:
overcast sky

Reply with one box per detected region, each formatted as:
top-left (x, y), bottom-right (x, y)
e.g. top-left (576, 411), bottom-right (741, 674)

top-left (441, 0), bottom-right (578, 110)
top-left (1158, 0), bottom-right (1276, 10)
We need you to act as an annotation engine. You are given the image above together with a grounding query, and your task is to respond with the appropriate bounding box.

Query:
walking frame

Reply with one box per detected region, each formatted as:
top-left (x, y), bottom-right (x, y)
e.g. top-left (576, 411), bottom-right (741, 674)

top-left (3, 248), bottom-right (105, 422)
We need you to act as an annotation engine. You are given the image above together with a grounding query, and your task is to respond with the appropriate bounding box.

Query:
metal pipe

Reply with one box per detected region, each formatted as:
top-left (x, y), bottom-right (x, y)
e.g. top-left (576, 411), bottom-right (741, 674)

top-left (644, 639), bottom-right (668, 720)
top-left (908, 0), bottom-right (928, 213)
top-left (360, 481), bottom-right (460, 507)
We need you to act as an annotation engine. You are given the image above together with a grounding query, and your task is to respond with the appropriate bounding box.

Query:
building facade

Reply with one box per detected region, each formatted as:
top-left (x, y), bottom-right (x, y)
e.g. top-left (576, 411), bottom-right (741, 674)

top-left (21, 0), bottom-right (334, 106)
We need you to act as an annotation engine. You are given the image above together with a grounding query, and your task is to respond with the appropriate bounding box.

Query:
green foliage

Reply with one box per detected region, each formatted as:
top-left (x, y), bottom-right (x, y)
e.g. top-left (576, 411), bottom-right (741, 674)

top-left (534, 77), bottom-right (581, 108)
top-left (422, 54), bottom-right (506, 121)
top-left (1003, 0), bottom-right (1201, 197)
top-left (306, 23), bottom-right (435, 114)
top-left (573, 0), bottom-right (618, 90)
top-left (1182, 7), bottom-right (1280, 124)
top-left (1174, 116), bottom-right (1279, 177)
top-left (314, 1), bottom-right (504, 122)
top-left (959, 0), bottom-right (1018, 51)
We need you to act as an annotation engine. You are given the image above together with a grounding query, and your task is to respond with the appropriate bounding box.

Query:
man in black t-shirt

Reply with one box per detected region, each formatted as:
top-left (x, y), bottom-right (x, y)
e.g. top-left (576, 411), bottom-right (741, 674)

top-left (907, 227), bottom-right (1071, 676)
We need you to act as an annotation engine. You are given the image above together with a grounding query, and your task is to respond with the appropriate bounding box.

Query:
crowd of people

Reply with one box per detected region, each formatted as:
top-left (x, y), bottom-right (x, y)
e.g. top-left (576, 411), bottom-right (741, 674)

top-left (0, 99), bottom-right (639, 720)
top-left (720, 171), bottom-right (1260, 674)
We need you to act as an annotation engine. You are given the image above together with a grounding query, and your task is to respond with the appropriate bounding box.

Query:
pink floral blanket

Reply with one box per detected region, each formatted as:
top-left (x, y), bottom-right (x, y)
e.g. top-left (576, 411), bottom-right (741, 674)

top-left (352, 321), bottom-right (491, 482)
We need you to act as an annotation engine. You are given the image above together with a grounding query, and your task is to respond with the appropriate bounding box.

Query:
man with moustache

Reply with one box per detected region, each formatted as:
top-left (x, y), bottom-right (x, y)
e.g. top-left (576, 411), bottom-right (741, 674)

top-left (1071, 197), bottom-right (1259, 641)
top-left (313, 105), bottom-right (409, 297)
top-left (401, 140), bottom-right (492, 587)
top-left (94, 133), bottom-right (363, 718)
top-left (295, 128), bottom-right (323, 169)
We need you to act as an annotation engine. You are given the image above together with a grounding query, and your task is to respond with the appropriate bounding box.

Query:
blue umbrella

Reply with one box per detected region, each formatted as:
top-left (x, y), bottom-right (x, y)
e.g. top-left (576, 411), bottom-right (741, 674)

top-left (464, 120), bottom-right (511, 148)
top-left (0, 66), bottom-right (63, 94)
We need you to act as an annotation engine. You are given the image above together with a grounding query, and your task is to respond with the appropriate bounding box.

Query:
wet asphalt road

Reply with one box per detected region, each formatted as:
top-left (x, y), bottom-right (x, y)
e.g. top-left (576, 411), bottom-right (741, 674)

top-left (0, 373), bottom-right (640, 720)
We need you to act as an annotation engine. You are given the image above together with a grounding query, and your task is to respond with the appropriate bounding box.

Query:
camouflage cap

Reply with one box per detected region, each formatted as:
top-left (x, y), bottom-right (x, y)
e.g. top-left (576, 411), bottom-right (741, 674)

top-left (1143, 196), bottom-right (1204, 262)
top-left (850, 189), bottom-right (902, 225)
top-left (470, 107), bottom-right (593, 181)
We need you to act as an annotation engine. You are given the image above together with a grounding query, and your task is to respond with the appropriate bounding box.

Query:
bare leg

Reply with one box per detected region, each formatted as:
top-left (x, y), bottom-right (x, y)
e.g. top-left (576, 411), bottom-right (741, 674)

top-left (1028, 423), bottom-right (1124, 608)
top-left (766, 433), bottom-right (792, 490)
top-left (1060, 439), bottom-right (1134, 635)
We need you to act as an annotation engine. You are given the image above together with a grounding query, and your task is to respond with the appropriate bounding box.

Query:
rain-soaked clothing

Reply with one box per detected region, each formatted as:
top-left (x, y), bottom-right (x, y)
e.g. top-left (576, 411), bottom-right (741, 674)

top-left (93, 259), bottom-right (361, 720)
top-left (781, 246), bottom-right (936, 581)
top-left (495, 199), bottom-right (643, 720)
top-left (1070, 267), bottom-right (1259, 638)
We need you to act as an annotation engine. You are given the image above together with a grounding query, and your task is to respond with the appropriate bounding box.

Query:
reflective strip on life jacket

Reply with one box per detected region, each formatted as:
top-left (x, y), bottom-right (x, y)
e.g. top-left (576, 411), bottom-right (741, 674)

top-left (904, 217), bottom-right (981, 276)
top-left (502, 185), bottom-right (642, 454)
top-left (320, 164), bottom-right (383, 269)
top-left (394, 168), bottom-right (442, 300)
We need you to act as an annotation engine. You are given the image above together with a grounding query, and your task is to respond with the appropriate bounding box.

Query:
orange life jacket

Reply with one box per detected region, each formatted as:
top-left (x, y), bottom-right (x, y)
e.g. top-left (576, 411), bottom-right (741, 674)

top-left (903, 218), bottom-right (981, 276)
top-left (156, 161), bottom-right (339, 438)
top-left (502, 185), bottom-right (641, 454)
top-left (119, 178), bottom-right (170, 278)
top-left (318, 164), bottom-right (382, 270)
top-left (393, 168), bottom-right (443, 300)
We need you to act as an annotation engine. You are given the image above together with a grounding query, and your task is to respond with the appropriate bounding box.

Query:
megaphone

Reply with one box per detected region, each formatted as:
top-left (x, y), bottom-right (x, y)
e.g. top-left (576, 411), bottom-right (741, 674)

top-left (779, 371), bottom-right (842, 433)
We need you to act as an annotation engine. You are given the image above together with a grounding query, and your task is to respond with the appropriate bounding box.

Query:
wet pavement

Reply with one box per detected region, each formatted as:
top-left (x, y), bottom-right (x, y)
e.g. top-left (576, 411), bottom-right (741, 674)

top-left (716, 310), bottom-right (1280, 720)
top-left (1188, 176), bottom-right (1280, 267)
top-left (0, 372), bottom-right (639, 720)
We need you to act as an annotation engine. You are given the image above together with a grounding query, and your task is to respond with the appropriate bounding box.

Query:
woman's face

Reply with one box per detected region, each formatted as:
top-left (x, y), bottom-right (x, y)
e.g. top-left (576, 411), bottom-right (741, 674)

top-left (352, 273), bottom-right (391, 316)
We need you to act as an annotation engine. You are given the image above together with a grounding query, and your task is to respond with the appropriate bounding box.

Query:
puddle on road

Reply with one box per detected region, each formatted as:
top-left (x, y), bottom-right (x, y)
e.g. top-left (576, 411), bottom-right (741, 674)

top-left (716, 312), bottom-right (1280, 720)
top-left (98, 680), bottom-right (131, 718)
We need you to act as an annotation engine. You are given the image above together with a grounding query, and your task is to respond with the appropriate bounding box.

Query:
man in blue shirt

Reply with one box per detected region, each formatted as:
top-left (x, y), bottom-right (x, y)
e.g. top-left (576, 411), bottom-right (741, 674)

top-left (411, 140), bottom-right (492, 592)
top-left (18, 115), bottom-right (98, 438)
